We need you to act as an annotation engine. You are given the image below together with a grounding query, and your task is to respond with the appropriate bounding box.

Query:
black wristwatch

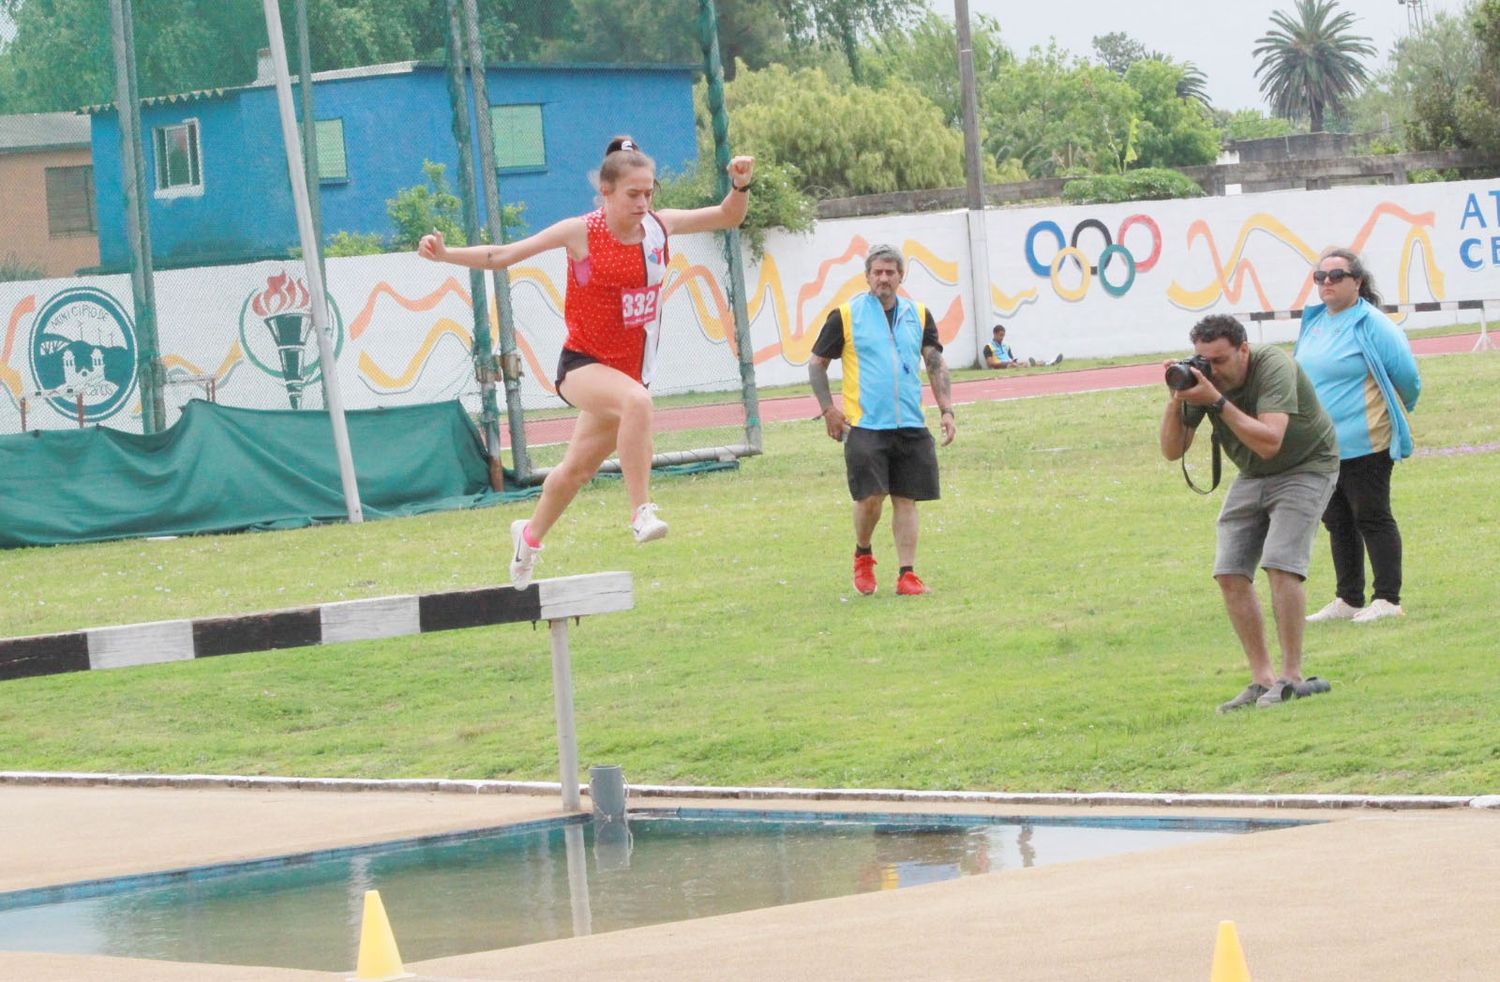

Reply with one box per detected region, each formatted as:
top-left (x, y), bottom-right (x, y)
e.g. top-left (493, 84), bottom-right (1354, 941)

top-left (1207, 395), bottom-right (1227, 415)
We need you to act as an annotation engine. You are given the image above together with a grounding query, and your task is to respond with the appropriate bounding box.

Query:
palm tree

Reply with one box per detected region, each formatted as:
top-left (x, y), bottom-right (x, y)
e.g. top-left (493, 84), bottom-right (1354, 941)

top-left (1147, 51), bottom-right (1213, 111)
top-left (1253, 0), bottom-right (1376, 132)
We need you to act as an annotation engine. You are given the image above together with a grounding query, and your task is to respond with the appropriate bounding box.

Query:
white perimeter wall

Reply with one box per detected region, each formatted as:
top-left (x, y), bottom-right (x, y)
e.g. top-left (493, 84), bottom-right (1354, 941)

top-left (4, 178), bottom-right (1498, 432)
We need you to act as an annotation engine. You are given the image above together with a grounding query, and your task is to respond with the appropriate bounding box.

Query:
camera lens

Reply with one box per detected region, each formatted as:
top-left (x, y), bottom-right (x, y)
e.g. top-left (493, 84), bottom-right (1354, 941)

top-left (1165, 363), bottom-right (1195, 390)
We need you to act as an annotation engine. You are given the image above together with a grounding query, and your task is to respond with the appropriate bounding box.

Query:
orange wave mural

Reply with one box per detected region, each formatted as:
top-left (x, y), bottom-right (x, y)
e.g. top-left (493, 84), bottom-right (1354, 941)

top-left (1, 295), bottom-right (35, 399)
top-left (358, 319), bottom-right (473, 389)
top-left (1167, 203), bottom-right (1443, 320)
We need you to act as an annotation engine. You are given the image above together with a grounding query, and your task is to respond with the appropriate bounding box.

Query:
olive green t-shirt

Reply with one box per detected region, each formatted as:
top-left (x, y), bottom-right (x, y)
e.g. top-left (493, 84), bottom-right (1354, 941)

top-left (1183, 344), bottom-right (1339, 477)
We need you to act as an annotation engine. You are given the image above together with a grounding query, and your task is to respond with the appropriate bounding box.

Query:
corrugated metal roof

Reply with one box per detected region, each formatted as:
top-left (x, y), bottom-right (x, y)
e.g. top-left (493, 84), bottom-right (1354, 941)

top-left (0, 111), bottom-right (90, 152)
top-left (79, 58), bottom-right (698, 115)
top-left (81, 88), bottom-right (229, 116)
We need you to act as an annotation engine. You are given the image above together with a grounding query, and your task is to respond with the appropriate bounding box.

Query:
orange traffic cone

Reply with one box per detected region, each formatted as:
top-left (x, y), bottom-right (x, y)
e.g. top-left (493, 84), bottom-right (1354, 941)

top-left (351, 890), bottom-right (413, 981)
top-left (1210, 920), bottom-right (1252, 982)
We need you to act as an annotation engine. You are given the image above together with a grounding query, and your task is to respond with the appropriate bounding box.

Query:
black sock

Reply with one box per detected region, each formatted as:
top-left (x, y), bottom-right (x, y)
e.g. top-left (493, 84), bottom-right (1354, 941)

top-left (900, 566), bottom-right (914, 576)
top-left (855, 545), bottom-right (873, 556)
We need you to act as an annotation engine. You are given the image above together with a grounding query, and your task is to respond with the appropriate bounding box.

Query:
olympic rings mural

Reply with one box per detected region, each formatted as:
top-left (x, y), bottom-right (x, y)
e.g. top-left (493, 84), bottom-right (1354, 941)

top-left (1024, 215), bottom-right (1162, 300)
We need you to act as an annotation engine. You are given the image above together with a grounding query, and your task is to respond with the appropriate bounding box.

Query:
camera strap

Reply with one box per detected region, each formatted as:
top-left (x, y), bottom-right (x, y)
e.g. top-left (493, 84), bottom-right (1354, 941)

top-left (1180, 405), bottom-right (1222, 495)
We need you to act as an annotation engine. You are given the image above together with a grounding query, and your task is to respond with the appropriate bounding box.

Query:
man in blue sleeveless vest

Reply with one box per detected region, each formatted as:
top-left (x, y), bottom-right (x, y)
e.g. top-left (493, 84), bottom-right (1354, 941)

top-left (808, 244), bottom-right (956, 596)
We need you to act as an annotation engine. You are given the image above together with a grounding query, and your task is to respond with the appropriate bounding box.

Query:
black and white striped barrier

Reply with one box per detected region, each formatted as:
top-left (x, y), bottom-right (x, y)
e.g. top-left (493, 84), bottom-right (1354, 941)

top-left (1236, 299), bottom-right (1494, 351)
top-left (0, 572), bottom-right (633, 811)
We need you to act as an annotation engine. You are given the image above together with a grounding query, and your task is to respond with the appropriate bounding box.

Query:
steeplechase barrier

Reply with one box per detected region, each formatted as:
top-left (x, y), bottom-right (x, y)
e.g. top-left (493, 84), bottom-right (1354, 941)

top-left (0, 572), bottom-right (633, 811)
top-left (1236, 299), bottom-right (1495, 351)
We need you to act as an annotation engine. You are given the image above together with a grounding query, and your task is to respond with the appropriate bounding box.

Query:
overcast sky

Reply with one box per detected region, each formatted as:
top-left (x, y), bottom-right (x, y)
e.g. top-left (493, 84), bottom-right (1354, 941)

top-left (964, 0), bottom-right (1470, 112)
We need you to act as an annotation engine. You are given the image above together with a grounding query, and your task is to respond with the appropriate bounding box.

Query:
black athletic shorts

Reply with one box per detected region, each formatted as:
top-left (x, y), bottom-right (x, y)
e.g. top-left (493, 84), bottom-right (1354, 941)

top-left (554, 348), bottom-right (599, 407)
top-left (843, 426), bottom-right (940, 502)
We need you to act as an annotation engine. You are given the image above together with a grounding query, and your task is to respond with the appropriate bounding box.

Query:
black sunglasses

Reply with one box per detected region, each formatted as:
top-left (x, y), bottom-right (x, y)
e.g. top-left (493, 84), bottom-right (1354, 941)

top-left (1312, 269), bottom-right (1354, 284)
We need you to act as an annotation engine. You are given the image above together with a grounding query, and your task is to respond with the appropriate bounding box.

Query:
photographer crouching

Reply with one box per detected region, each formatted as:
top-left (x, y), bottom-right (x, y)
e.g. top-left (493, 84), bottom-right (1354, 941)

top-left (1159, 316), bottom-right (1341, 713)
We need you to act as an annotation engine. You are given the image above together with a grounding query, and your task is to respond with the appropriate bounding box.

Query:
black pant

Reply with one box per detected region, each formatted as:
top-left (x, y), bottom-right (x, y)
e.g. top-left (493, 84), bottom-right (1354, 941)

top-left (1322, 452), bottom-right (1402, 606)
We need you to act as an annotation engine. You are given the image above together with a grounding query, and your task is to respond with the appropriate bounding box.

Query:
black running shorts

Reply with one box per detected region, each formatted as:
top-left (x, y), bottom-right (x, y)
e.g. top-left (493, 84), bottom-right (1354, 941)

top-left (843, 426), bottom-right (940, 502)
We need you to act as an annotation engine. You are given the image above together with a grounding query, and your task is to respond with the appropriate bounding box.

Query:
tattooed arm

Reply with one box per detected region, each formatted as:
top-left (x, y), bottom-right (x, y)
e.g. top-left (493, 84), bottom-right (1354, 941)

top-left (923, 344), bottom-right (955, 446)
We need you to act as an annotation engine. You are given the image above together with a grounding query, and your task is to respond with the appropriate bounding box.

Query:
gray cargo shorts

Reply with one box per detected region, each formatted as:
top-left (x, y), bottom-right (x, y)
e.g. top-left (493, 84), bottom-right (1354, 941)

top-left (1213, 469), bottom-right (1338, 580)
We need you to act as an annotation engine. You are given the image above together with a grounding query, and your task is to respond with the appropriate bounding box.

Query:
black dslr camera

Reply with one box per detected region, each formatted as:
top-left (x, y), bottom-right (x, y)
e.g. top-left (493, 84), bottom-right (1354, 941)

top-left (1165, 354), bottom-right (1212, 391)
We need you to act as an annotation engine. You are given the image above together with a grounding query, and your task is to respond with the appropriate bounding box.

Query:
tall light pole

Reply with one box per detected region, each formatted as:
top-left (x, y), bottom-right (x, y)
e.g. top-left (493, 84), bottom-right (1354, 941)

top-left (1398, 0), bottom-right (1431, 35)
top-left (954, 0), bottom-right (993, 366)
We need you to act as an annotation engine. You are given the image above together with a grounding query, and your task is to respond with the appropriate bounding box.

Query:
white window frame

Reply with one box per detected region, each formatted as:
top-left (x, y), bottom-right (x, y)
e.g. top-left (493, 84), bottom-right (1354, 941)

top-left (152, 118), bottom-right (204, 199)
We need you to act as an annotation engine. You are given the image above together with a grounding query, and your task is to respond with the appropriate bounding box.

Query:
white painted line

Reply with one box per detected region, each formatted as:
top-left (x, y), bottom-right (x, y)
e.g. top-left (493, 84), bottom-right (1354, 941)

top-left (0, 772), bottom-right (1483, 811)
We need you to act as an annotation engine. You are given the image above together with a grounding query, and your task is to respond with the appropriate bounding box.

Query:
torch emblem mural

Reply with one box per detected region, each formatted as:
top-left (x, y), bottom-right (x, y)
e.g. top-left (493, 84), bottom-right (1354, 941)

top-left (237, 271), bottom-right (344, 409)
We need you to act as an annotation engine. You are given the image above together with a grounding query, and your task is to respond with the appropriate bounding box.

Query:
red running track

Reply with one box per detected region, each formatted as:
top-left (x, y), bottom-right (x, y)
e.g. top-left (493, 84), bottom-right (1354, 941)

top-left (506, 332), bottom-right (1487, 446)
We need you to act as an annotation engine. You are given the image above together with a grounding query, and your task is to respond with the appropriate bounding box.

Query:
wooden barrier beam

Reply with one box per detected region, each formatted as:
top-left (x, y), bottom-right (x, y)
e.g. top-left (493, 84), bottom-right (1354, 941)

top-left (0, 572), bottom-right (634, 811)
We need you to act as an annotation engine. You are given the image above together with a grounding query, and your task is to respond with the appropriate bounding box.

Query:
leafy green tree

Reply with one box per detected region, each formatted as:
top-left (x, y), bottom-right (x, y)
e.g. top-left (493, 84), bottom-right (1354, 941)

top-left (1124, 59), bottom-right (1220, 168)
top-left (771, 0), bottom-right (925, 82)
top-left (324, 231), bottom-right (387, 257)
top-left (0, 0), bottom-right (572, 113)
top-left (1453, 0), bottom-right (1500, 155)
top-left (655, 156), bottom-right (813, 260)
top-left (1062, 168), bottom-right (1205, 205)
top-left (1335, 10), bottom-right (1477, 150)
top-left (1253, 0), bottom-right (1376, 132)
top-left (385, 160), bottom-right (525, 251)
top-left (1091, 31), bottom-right (1147, 76)
top-left (542, 0), bottom-right (787, 78)
top-left (1216, 108), bottom-right (1301, 142)
top-left (982, 44), bottom-right (1139, 178)
top-left (725, 62), bottom-right (966, 196)
top-left (863, 12), bottom-right (1011, 128)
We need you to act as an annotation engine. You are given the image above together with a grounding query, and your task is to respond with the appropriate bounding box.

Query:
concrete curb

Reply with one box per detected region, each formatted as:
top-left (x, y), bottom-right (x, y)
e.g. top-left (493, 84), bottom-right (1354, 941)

top-left (2, 771), bottom-right (1492, 810)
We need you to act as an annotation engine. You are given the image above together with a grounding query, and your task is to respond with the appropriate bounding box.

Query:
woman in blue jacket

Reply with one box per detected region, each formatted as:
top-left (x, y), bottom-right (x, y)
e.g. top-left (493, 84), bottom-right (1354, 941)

top-left (1295, 248), bottom-right (1421, 624)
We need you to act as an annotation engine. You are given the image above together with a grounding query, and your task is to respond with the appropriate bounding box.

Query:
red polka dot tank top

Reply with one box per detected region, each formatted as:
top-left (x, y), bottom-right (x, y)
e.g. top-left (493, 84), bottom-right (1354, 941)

top-left (563, 208), bottom-right (671, 384)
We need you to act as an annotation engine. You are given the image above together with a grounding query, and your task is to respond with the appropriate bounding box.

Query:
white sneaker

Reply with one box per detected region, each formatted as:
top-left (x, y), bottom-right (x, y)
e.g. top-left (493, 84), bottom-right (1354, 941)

top-left (1352, 599), bottom-right (1404, 623)
top-left (1307, 597), bottom-right (1360, 623)
top-left (1049, 353), bottom-right (1065, 366)
top-left (630, 503), bottom-right (668, 543)
top-left (509, 519), bottom-right (541, 588)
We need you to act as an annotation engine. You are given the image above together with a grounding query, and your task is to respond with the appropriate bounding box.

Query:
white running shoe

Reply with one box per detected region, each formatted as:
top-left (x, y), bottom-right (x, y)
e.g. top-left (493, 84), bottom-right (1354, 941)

top-left (1351, 599), bottom-right (1404, 623)
top-left (1307, 597), bottom-right (1360, 623)
top-left (1049, 353), bottom-right (1065, 366)
top-left (509, 519), bottom-right (541, 588)
top-left (630, 503), bottom-right (668, 543)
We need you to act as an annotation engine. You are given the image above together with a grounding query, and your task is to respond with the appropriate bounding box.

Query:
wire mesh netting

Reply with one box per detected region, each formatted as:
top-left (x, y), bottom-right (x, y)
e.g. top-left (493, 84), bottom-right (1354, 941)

top-left (0, 4), bottom-right (756, 478)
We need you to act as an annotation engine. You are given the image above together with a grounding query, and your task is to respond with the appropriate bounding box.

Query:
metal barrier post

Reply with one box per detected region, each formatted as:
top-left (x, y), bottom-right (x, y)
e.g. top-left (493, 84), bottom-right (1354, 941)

top-left (549, 618), bottom-right (581, 811)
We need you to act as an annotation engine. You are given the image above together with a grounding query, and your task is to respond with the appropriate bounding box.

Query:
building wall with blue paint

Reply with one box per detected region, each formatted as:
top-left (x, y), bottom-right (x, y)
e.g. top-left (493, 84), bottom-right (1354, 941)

top-left (89, 63), bottom-right (698, 271)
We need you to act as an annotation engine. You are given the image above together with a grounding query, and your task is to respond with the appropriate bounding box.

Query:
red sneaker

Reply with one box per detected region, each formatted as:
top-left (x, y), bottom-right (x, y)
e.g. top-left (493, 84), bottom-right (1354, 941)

top-left (896, 571), bottom-right (931, 595)
top-left (852, 553), bottom-right (877, 595)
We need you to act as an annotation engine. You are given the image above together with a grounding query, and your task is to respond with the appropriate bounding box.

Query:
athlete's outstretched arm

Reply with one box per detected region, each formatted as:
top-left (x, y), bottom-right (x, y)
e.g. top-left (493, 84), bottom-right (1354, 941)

top-left (657, 156), bottom-right (756, 236)
top-left (417, 217), bottom-right (586, 271)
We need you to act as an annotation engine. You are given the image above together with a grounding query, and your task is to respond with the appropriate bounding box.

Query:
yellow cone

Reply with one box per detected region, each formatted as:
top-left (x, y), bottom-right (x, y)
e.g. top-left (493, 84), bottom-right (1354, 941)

top-left (1210, 920), bottom-right (1252, 982)
top-left (352, 890), bottom-right (413, 981)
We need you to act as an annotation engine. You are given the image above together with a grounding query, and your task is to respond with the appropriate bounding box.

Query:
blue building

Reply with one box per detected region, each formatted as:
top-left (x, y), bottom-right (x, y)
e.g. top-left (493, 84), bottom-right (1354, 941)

top-left (85, 57), bottom-right (699, 271)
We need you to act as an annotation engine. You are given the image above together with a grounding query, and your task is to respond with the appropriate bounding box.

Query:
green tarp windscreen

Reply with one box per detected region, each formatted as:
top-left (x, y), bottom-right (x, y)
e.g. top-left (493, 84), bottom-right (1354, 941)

top-left (0, 400), bottom-right (512, 548)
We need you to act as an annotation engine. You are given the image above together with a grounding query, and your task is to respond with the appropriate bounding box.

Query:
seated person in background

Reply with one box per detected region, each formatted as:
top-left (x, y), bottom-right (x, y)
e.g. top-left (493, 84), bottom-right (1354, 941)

top-left (983, 325), bottom-right (1021, 368)
top-left (983, 324), bottom-right (1063, 369)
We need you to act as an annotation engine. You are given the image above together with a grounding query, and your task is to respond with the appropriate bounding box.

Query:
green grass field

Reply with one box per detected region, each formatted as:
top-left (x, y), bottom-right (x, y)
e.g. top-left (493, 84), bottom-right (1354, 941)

top-left (2, 351), bottom-right (1497, 795)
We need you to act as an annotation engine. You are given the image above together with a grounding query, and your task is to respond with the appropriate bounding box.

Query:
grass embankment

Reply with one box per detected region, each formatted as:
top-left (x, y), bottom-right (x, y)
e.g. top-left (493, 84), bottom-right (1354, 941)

top-left (1, 351), bottom-right (1496, 794)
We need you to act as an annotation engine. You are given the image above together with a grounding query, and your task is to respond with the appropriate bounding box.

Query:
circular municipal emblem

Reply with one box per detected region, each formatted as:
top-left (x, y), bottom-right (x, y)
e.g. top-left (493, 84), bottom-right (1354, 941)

top-left (237, 271), bottom-right (345, 409)
top-left (27, 287), bottom-right (138, 422)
